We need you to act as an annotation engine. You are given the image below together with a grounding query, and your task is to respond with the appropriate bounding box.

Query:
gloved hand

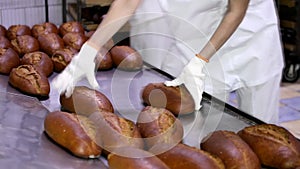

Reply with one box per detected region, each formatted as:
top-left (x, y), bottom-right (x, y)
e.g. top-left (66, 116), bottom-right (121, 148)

top-left (164, 56), bottom-right (206, 110)
top-left (52, 42), bottom-right (99, 97)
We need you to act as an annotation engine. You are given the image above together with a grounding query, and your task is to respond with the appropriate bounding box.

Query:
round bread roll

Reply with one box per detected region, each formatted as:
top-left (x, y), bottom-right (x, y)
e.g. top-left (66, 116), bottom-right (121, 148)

top-left (150, 143), bottom-right (225, 169)
top-left (136, 106), bottom-right (184, 149)
top-left (88, 110), bottom-right (144, 154)
top-left (20, 51), bottom-right (53, 77)
top-left (108, 147), bottom-right (169, 169)
top-left (31, 22), bottom-right (58, 38)
top-left (59, 21), bottom-right (85, 37)
top-left (96, 47), bottom-right (113, 70)
top-left (0, 48), bottom-right (20, 74)
top-left (201, 130), bottom-right (261, 169)
top-left (11, 35), bottom-right (40, 56)
top-left (63, 32), bottom-right (87, 51)
top-left (142, 82), bottom-right (195, 116)
top-left (238, 124), bottom-right (300, 169)
top-left (38, 33), bottom-right (64, 56)
top-left (60, 86), bottom-right (114, 116)
top-left (44, 111), bottom-right (102, 158)
top-left (51, 47), bottom-right (77, 72)
top-left (0, 25), bottom-right (6, 37)
top-left (0, 36), bottom-right (13, 49)
top-left (110, 45), bottom-right (143, 71)
top-left (9, 64), bottom-right (50, 97)
top-left (6, 24), bottom-right (31, 40)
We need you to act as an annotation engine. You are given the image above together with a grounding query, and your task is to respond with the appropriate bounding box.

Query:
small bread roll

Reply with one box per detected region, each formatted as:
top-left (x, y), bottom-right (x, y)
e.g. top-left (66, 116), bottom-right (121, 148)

top-left (0, 48), bottom-right (20, 74)
top-left (6, 24), bottom-right (31, 40)
top-left (31, 22), bottom-right (58, 38)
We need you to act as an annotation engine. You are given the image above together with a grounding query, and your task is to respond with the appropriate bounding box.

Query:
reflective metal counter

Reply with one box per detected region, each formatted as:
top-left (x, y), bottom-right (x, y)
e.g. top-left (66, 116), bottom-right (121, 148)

top-left (0, 65), bottom-right (265, 168)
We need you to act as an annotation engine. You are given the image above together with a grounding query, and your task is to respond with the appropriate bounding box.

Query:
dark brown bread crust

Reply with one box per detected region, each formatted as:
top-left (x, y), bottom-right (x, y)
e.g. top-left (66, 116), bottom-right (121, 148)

top-left (59, 21), bottom-right (85, 37)
top-left (8, 64), bottom-right (50, 96)
top-left (142, 83), bottom-right (195, 115)
top-left (150, 143), bottom-right (225, 169)
top-left (11, 35), bottom-right (40, 56)
top-left (6, 24), bottom-right (31, 40)
top-left (60, 86), bottom-right (114, 116)
top-left (38, 33), bottom-right (64, 56)
top-left (0, 25), bottom-right (6, 37)
top-left (0, 36), bottom-right (13, 49)
top-left (51, 48), bottom-right (76, 72)
top-left (62, 32), bottom-right (87, 51)
top-left (96, 48), bottom-right (113, 70)
top-left (108, 147), bottom-right (170, 169)
top-left (44, 111), bottom-right (102, 158)
top-left (110, 45), bottom-right (143, 71)
top-left (31, 22), bottom-right (58, 38)
top-left (0, 48), bottom-right (20, 74)
top-left (238, 124), bottom-right (300, 169)
top-left (201, 130), bottom-right (261, 169)
top-left (20, 51), bottom-right (53, 77)
top-left (136, 106), bottom-right (184, 149)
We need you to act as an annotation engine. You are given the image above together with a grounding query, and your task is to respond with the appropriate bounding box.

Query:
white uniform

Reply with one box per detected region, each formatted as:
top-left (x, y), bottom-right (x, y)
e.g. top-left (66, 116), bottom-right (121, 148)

top-left (130, 0), bottom-right (284, 124)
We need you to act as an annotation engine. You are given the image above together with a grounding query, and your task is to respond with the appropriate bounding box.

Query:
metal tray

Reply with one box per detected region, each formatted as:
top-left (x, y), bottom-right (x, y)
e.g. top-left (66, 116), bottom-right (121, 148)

top-left (0, 65), bottom-right (268, 168)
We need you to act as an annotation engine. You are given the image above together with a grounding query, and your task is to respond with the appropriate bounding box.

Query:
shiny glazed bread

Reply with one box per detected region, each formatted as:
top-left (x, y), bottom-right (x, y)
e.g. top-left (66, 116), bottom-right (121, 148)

top-left (8, 65), bottom-right (50, 96)
top-left (51, 47), bottom-right (76, 72)
top-left (136, 106), bottom-right (184, 149)
top-left (0, 48), bottom-right (20, 74)
top-left (108, 147), bottom-right (169, 169)
top-left (0, 36), bottom-right (13, 49)
top-left (60, 86), bottom-right (114, 116)
top-left (238, 124), bottom-right (300, 169)
top-left (59, 21), bottom-right (85, 37)
top-left (44, 111), bottom-right (102, 158)
top-left (6, 24), bottom-right (31, 40)
top-left (31, 22), bottom-right (58, 38)
top-left (20, 51), bottom-right (53, 77)
top-left (11, 35), bottom-right (40, 56)
top-left (110, 45), bottom-right (143, 71)
top-left (142, 83), bottom-right (195, 115)
top-left (201, 130), bottom-right (261, 169)
top-left (62, 32), bottom-right (87, 51)
top-left (150, 143), bottom-right (225, 169)
top-left (38, 33), bottom-right (64, 55)
top-left (96, 47), bottom-right (113, 70)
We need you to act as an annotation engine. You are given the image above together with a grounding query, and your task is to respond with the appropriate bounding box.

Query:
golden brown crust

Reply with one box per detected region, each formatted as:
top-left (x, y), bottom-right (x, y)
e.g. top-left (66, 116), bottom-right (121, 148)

top-left (201, 130), bottom-right (260, 169)
top-left (59, 21), bottom-right (85, 37)
top-left (8, 65), bottom-right (50, 96)
top-left (108, 147), bottom-right (170, 169)
top-left (0, 48), bottom-right (20, 74)
top-left (11, 35), bottom-right (40, 56)
top-left (31, 22), bottom-right (58, 38)
top-left (150, 143), bottom-right (225, 169)
top-left (136, 106), bottom-right (183, 149)
top-left (142, 83), bottom-right (195, 115)
top-left (110, 45), bottom-right (143, 71)
top-left (238, 124), bottom-right (300, 169)
top-left (6, 24), bottom-right (31, 40)
top-left (60, 86), bottom-right (114, 116)
top-left (20, 51), bottom-right (53, 77)
top-left (62, 32), bottom-right (87, 51)
top-left (44, 111), bottom-right (102, 158)
top-left (51, 48), bottom-right (76, 72)
top-left (38, 33), bottom-right (64, 56)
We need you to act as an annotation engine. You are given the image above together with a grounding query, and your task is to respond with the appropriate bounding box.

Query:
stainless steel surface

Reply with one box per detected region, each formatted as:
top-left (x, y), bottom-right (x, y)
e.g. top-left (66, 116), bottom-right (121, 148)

top-left (0, 65), bottom-right (267, 168)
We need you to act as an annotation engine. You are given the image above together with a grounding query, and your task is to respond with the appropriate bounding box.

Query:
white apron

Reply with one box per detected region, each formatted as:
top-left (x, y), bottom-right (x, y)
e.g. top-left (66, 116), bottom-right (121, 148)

top-left (130, 0), bottom-right (284, 91)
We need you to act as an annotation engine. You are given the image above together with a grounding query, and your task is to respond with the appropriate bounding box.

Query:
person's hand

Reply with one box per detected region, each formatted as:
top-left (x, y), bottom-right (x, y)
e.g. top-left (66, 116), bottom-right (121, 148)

top-left (52, 43), bottom-right (99, 97)
top-left (164, 56), bottom-right (206, 110)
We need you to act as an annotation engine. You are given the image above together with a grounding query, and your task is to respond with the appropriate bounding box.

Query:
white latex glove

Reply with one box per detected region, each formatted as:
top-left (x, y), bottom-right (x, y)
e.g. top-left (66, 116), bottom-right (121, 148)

top-left (164, 57), bottom-right (206, 110)
top-left (52, 43), bottom-right (99, 97)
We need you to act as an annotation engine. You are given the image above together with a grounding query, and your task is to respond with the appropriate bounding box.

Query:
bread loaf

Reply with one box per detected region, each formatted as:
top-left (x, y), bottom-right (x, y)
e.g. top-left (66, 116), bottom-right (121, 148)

top-left (201, 130), bottom-right (260, 169)
top-left (0, 25), bottom-right (6, 37)
top-left (62, 32), bottom-right (87, 51)
top-left (150, 143), bottom-right (225, 169)
top-left (59, 21), bottom-right (85, 37)
top-left (238, 124), bottom-right (300, 169)
top-left (142, 83), bottom-right (195, 116)
top-left (0, 36), bottom-right (13, 49)
top-left (20, 51), bottom-right (53, 77)
top-left (11, 35), bottom-right (40, 56)
top-left (8, 64), bottom-right (50, 97)
top-left (0, 48), bottom-right (20, 74)
top-left (60, 86), bottom-right (114, 115)
top-left (31, 22), bottom-right (58, 38)
top-left (96, 47), bottom-right (113, 70)
top-left (44, 111), bottom-right (102, 158)
top-left (136, 106), bottom-right (184, 149)
top-left (108, 147), bottom-right (169, 169)
top-left (6, 24), bottom-right (31, 40)
top-left (110, 45), bottom-right (143, 71)
top-left (38, 33), bottom-right (64, 56)
top-left (51, 47), bottom-right (76, 72)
